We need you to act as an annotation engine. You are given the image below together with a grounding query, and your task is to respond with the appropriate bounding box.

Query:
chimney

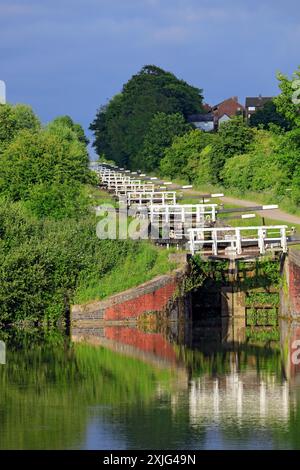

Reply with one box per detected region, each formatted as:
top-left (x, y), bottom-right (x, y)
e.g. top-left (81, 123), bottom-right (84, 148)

top-left (232, 96), bottom-right (238, 102)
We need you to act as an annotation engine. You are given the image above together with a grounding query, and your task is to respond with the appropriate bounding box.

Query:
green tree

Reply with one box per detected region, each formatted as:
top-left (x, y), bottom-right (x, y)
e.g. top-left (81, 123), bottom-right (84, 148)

top-left (0, 103), bottom-right (40, 152)
top-left (91, 94), bottom-right (129, 167)
top-left (26, 181), bottom-right (89, 219)
top-left (249, 100), bottom-right (290, 130)
top-left (48, 115), bottom-right (89, 145)
top-left (221, 130), bottom-right (288, 195)
top-left (186, 143), bottom-right (215, 186)
top-left (13, 104), bottom-right (41, 132)
top-left (274, 66), bottom-right (300, 127)
top-left (210, 116), bottom-right (254, 182)
top-left (0, 128), bottom-right (92, 216)
top-left (90, 65), bottom-right (203, 167)
top-left (160, 129), bottom-right (215, 182)
top-left (276, 127), bottom-right (300, 179)
top-left (136, 112), bottom-right (191, 171)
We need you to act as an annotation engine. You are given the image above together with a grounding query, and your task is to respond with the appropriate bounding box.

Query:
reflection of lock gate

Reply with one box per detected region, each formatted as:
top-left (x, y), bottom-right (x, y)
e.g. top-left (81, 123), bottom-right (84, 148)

top-left (0, 340), bottom-right (6, 365)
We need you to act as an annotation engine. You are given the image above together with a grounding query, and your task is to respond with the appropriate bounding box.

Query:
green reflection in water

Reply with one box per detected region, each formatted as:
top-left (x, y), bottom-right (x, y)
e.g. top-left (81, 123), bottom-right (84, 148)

top-left (0, 328), bottom-right (172, 449)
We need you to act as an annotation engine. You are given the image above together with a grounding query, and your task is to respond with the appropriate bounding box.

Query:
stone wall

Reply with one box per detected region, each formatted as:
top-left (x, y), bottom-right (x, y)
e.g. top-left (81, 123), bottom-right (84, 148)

top-left (71, 264), bottom-right (190, 327)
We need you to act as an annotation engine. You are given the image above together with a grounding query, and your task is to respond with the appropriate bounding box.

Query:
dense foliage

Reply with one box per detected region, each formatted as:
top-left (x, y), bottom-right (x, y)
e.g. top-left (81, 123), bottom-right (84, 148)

top-left (0, 103), bottom-right (41, 152)
top-left (48, 115), bottom-right (89, 145)
top-left (0, 103), bottom-right (173, 324)
top-left (0, 199), bottom-right (151, 324)
top-left (160, 117), bottom-right (256, 184)
top-left (90, 65), bottom-right (203, 169)
top-left (209, 116), bottom-right (255, 182)
top-left (134, 112), bottom-right (191, 171)
top-left (0, 106), bottom-right (92, 322)
top-left (0, 110), bottom-right (93, 219)
top-left (159, 113), bottom-right (300, 207)
top-left (160, 129), bottom-right (214, 183)
top-left (274, 67), bottom-right (300, 127)
top-left (249, 100), bottom-right (291, 130)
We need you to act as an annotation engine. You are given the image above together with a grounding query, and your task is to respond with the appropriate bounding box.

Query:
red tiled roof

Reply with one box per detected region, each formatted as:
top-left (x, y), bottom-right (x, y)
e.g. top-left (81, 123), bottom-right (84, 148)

top-left (212, 97), bottom-right (244, 119)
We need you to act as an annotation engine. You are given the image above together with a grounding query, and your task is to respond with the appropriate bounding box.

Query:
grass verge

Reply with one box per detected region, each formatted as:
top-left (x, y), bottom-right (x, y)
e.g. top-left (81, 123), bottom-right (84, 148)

top-left (74, 243), bottom-right (178, 304)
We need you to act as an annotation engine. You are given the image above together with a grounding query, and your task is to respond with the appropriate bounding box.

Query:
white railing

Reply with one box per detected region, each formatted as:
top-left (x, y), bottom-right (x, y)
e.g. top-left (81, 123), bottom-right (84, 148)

top-left (103, 178), bottom-right (142, 189)
top-left (115, 183), bottom-right (155, 195)
top-left (188, 225), bottom-right (288, 256)
top-left (126, 191), bottom-right (177, 206)
top-left (100, 175), bottom-right (133, 182)
top-left (148, 204), bottom-right (218, 223)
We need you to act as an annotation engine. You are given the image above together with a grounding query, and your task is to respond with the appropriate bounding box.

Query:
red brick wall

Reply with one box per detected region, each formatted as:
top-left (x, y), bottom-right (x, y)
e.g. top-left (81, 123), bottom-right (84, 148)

top-left (289, 260), bottom-right (300, 315)
top-left (104, 326), bottom-right (177, 362)
top-left (103, 279), bottom-right (178, 321)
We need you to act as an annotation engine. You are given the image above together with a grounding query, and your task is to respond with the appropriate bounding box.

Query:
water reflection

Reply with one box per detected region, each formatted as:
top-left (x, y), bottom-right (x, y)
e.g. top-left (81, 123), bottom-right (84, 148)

top-left (189, 366), bottom-right (289, 428)
top-left (71, 320), bottom-right (300, 449)
top-left (0, 320), bottom-right (300, 449)
top-left (281, 319), bottom-right (300, 384)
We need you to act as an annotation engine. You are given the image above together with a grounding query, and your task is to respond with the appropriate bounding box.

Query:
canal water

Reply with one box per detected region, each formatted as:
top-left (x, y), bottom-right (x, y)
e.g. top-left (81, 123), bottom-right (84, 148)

top-left (0, 319), bottom-right (300, 450)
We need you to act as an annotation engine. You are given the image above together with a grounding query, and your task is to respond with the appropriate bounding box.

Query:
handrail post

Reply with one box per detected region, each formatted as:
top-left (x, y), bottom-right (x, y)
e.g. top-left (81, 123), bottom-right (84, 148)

top-left (212, 205), bottom-right (216, 222)
top-left (189, 230), bottom-right (195, 255)
top-left (281, 227), bottom-right (287, 252)
top-left (258, 228), bottom-right (265, 254)
top-left (235, 228), bottom-right (242, 254)
top-left (212, 229), bottom-right (218, 255)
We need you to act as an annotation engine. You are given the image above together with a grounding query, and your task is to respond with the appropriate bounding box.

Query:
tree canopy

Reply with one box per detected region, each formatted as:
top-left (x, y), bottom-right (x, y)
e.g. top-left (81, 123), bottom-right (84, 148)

top-left (209, 116), bottom-right (254, 182)
top-left (0, 129), bottom-right (90, 196)
top-left (160, 129), bottom-right (215, 182)
top-left (0, 103), bottom-right (40, 152)
top-left (249, 100), bottom-right (291, 130)
top-left (90, 65), bottom-right (203, 168)
top-left (0, 105), bottom-right (93, 219)
top-left (274, 67), bottom-right (300, 128)
top-left (135, 112), bottom-right (191, 171)
top-left (48, 115), bottom-right (89, 145)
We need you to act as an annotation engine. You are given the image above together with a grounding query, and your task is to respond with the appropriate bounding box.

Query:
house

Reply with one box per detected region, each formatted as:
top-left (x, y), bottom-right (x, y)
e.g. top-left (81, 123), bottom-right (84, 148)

top-left (188, 112), bottom-right (214, 132)
top-left (0, 80), bottom-right (6, 104)
top-left (245, 95), bottom-right (273, 120)
top-left (211, 96), bottom-right (244, 128)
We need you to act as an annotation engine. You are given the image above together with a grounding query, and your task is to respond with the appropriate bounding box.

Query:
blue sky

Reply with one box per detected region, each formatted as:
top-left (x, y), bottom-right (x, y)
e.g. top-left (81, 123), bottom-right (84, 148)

top-left (1, 0), bottom-right (300, 153)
